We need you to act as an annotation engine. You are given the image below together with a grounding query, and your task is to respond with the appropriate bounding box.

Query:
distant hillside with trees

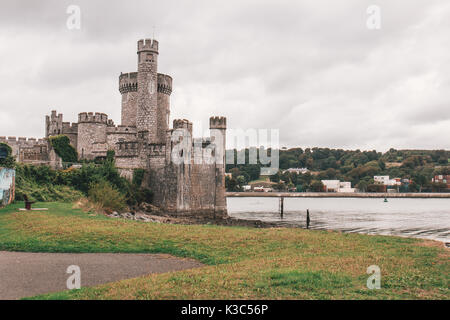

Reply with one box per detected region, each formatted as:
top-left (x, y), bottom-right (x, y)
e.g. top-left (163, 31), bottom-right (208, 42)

top-left (225, 147), bottom-right (450, 192)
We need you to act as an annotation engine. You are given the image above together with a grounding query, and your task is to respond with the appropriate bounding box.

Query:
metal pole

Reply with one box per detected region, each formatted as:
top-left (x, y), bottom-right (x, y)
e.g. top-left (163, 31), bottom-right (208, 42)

top-left (306, 209), bottom-right (310, 229)
top-left (280, 197), bottom-right (284, 218)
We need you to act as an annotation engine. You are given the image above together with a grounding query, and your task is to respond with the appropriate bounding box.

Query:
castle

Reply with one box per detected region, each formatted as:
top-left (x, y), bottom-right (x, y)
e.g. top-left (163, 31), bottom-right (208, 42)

top-left (1, 39), bottom-right (227, 217)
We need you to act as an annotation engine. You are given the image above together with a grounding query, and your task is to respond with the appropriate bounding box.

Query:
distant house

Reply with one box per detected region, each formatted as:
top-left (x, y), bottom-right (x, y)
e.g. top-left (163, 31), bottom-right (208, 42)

top-left (242, 185), bottom-right (251, 191)
top-left (254, 186), bottom-right (273, 193)
top-left (321, 180), bottom-right (355, 193)
top-left (374, 175), bottom-right (401, 186)
top-left (374, 176), bottom-right (390, 185)
top-left (432, 175), bottom-right (450, 189)
top-left (282, 168), bottom-right (309, 175)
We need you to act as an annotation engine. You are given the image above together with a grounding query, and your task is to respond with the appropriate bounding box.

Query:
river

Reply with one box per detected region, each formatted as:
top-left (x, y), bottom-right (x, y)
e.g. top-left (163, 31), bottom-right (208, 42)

top-left (227, 197), bottom-right (450, 242)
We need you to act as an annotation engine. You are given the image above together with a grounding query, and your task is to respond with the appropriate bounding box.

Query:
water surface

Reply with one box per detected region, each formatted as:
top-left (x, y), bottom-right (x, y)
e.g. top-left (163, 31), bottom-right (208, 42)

top-left (227, 197), bottom-right (450, 242)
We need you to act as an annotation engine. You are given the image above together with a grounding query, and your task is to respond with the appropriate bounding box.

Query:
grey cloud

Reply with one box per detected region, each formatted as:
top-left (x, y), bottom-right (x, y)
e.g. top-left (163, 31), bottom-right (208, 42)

top-left (0, 0), bottom-right (449, 151)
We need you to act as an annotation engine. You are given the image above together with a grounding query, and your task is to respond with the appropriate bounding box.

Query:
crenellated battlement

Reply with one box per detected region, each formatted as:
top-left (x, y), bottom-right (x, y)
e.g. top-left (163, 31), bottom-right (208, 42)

top-left (137, 39), bottom-right (159, 53)
top-left (62, 122), bottom-right (78, 133)
top-left (173, 119), bottom-right (192, 130)
top-left (0, 136), bottom-right (46, 145)
top-left (157, 73), bottom-right (172, 95)
top-left (46, 110), bottom-right (63, 121)
top-left (78, 112), bottom-right (108, 124)
top-left (119, 72), bottom-right (138, 94)
top-left (209, 116), bottom-right (227, 129)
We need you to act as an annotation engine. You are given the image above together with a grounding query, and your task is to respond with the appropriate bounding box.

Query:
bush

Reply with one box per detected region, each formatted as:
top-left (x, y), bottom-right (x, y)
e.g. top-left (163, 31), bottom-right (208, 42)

top-left (132, 169), bottom-right (145, 187)
top-left (0, 142), bottom-right (15, 168)
top-left (88, 180), bottom-right (126, 212)
top-left (126, 185), bottom-right (153, 206)
top-left (14, 158), bottom-right (153, 207)
top-left (49, 135), bottom-right (78, 163)
top-left (15, 180), bottom-right (83, 202)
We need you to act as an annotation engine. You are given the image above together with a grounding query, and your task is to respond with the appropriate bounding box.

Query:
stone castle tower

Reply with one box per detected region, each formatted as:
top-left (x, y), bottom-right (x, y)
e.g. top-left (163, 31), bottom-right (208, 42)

top-left (41, 39), bottom-right (227, 217)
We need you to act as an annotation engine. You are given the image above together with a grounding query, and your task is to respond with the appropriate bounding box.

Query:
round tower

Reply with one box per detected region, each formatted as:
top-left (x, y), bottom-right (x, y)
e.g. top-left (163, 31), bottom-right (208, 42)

top-left (157, 73), bottom-right (172, 143)
top-left (209, 116), bottom-right (228, 217)
top-left (136, 39), bottom-right (159, 142)
top-left (119, 72), bottom-right (138, 127)
top-left (77, 112), bottom-right (108, 160)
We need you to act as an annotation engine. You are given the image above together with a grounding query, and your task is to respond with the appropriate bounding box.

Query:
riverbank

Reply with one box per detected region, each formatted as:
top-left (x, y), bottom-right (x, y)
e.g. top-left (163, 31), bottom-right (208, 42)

top-left (0, 202), bottom-right (448, 300)
top-left (227, 192), bottom-right (450, 198)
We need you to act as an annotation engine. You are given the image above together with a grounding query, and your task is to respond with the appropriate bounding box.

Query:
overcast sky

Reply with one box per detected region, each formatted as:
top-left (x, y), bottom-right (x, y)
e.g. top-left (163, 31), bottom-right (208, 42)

top-left (0, 0), bottom-right (449, 151)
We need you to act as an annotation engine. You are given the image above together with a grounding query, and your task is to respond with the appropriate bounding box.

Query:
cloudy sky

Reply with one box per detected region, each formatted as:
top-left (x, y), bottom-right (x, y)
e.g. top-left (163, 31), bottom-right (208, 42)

top-left (0, 0), bottom-right (449, 151)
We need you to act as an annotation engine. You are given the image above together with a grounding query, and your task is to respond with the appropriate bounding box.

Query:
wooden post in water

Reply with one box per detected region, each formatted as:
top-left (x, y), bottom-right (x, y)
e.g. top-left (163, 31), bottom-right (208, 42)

top-left (279, 197), bottom-right (284, 218)
top-left (306, 209), bottom-right (310, 229)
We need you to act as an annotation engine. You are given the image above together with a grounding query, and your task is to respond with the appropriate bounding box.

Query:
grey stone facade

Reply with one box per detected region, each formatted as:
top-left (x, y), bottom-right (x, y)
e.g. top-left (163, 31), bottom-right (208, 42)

top-left (41, 39), bottom-right (228, 217)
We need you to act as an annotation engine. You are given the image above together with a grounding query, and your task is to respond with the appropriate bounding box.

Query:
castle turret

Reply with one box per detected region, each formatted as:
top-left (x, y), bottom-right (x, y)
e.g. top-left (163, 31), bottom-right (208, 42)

top-left (209, 116), bottom-right (227, 216)
top-left (119, 72), bottom-right (138, 127)
top-left (45, 110), bottom-right (63, 137)
top-left (77, 112), bottom-right (108, 160)
top-left (157, 73), bottom-right (172, 143)
top-left (136, 39), bottom-right (159, 143)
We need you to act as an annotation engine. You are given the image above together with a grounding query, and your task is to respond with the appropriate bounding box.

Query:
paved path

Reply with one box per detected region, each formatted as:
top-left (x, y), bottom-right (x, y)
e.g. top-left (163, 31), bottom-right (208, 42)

top-left (0, 251), bottom-right (203, 300)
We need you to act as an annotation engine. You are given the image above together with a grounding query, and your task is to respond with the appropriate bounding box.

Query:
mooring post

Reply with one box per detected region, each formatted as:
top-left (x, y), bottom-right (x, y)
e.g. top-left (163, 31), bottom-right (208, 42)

top-left (306, 209), bottom-right (310, 229)
top-left (280, 196), bottom-right (284, 218)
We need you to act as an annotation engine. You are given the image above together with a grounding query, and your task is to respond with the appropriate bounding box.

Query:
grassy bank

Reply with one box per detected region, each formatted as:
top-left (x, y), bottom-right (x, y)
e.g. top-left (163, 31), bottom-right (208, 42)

top-left (0, 202), bottom-right (448, 299)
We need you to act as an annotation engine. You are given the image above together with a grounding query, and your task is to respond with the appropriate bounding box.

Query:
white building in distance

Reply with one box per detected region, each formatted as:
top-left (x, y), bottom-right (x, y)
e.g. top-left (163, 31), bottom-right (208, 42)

top-left (321, 180), bottom-right (355, 193)
top-left (282, 168), bottom-right (309, 174)
top-left (374, 176), bottom-right (401, 186)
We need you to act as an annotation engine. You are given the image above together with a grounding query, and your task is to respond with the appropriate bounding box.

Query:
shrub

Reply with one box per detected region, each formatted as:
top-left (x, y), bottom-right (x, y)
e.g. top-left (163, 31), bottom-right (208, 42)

top-left (49, 135), bottom-right (78, 163)
top-left (15, 180), bottom-right (83, 202)
top-left (0, 142), bottom-right (15, 168)
top-left (132, 169), bottom-right (145, 187)
top-left (126, 185), bottom-right (153, 206)
top-left (14, 159), bottom-right (153, 207)
top-left (88, 180), bottom-right (126, 212)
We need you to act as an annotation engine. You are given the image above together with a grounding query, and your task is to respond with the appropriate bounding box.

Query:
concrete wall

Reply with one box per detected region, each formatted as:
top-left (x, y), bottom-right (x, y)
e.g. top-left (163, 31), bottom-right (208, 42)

top-left (0, 168), bottom-right (15, 207)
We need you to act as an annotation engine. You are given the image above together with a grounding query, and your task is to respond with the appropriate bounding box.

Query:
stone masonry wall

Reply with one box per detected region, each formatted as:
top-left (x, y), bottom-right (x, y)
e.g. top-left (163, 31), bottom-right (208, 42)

top-left (77, 113), bottom-right (108, 160)
top-left (0, 137), bottom-right (47, 161)
top-left (137, 39), bottom-right (159, 143)
top-left (119, 72), bottom-right (138, 127)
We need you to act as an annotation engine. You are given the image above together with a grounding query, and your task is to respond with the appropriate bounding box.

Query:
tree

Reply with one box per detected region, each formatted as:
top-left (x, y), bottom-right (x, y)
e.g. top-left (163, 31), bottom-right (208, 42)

top-left (412, 174), bottom-right (427, 192)
top-left (0, 143), bottom-right (15, 168)
top-left (225, 176), bottom-right (240, 192)
top-left (356, 180), bottom-right (369, 192)
top-left (310, 180), bottom-right (324, 192)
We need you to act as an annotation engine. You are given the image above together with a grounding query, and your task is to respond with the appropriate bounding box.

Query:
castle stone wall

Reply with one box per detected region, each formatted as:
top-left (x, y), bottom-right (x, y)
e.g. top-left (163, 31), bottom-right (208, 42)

top-left (156, 73), bottom-right (172, 144)
top-left (137, 39), bottom-right (159, 143)
top-left (77, 113), bottom-right (108, 160)
top-left (0, 136), bottom-right (47, 161)
top-left (4, 39), bottom-right (228, 218)
top-left (119, 72), bottom-right (138, 126)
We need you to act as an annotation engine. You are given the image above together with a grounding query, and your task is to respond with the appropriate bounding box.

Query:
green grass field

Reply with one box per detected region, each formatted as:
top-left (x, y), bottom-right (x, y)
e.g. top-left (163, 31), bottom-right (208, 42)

top-left (0, 202), bottom-right (448, 299)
